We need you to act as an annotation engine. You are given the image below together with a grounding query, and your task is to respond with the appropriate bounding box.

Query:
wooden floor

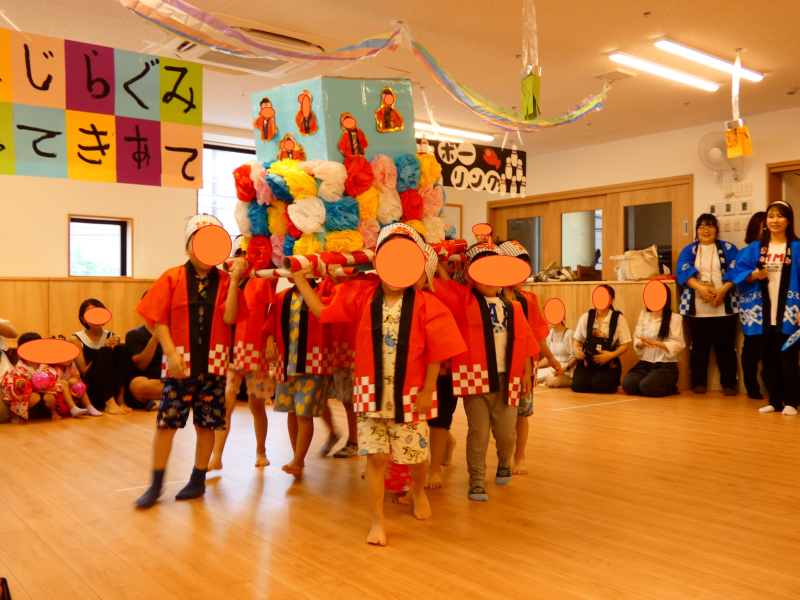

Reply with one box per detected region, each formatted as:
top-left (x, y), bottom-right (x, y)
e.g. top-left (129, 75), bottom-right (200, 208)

top-left (1, 386), bottom-right (799, 600)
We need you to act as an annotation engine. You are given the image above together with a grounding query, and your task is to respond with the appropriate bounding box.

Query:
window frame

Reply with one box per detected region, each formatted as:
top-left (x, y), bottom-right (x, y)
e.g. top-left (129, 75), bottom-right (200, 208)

top-left (67, 215), bottom-right (132, 278)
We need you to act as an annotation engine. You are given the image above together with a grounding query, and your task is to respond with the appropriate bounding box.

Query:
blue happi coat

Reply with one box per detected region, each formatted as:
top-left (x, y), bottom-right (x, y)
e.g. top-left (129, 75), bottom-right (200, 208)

top-left (725, 239), bottom-right (800, 337)
top-left (676, 240), bottom-right (739, 316)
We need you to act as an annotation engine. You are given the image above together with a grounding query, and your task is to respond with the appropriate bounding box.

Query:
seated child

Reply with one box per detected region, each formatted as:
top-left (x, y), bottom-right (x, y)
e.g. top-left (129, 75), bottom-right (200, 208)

top-left (53, 347), bottom-right (103, 417)
top-left (536, 320), bottom-right (577, 388)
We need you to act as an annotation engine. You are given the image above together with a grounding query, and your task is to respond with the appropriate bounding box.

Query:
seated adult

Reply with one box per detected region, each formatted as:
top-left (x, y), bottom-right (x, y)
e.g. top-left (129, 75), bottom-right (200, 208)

top-left (125, 319), bottom-right (163, 411)
top-left (70, 299), bottom-right (134, 415)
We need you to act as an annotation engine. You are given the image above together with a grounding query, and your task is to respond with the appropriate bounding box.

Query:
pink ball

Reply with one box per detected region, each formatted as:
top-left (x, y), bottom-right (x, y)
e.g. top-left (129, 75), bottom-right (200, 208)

top-left (72, 382), bottom-right (87, 397)
top-left (31, 372), bottom-right (50, 390)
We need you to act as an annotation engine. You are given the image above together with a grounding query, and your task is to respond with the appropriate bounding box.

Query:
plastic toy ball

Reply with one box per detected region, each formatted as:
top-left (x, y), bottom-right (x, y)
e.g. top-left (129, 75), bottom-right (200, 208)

top-left (72, 382), bottom-right (87, 397)
top-left (31, 372), bottom-right (50, 390)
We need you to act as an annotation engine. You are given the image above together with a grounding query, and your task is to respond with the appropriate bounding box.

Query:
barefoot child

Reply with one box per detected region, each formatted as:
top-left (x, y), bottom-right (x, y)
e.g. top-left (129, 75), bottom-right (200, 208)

top-left (264, 275), bottom-right (334, 478)
top-left (499, 240), bottom-right (561, 475)
top-left (210, 260), bottom-right (277, 471)
top-left (434, 241), bottom-right (537, 501)
top-left (291, 223), bottom-right (465, 545)
top-left (134, 215), bottom-right (249, 509)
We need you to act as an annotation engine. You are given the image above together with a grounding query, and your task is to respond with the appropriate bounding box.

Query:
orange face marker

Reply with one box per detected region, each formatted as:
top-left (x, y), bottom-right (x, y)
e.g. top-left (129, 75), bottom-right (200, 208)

top-left (260, 107), bottom-right (275, 119)
top-left (472, 223), bottom-right (493, 237)
top-left (17, 339), bottom-right (80, 365)
top-left (592, 286), bottom-right (611, 311)
top-left (468, 255), bottom-right (531, 287)
top-left (643, 279), bottom-right (668, 312)
top-left (192, 225), bottom-right (232, 267)
top-left (342, 116), bottom-right (356, 129)
top-left (83, 306), bottom-right (112, 326)
top-left (375, 238), bottom-right (425, 288)
top-left (543, 298), bottom-right (566, 325)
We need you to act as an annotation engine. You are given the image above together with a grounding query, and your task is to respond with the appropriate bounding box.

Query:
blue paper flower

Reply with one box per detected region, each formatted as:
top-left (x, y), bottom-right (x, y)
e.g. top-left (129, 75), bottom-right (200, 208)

top-left (266, 173), bottom-right (293, 201)
top-left (379, 220), bottom-right (399, 229)
top-left (395, 154), bottom-right (421, 193)
top-left (283, 233), bottom-right (298, 257)
top-left (248, 202), bottom-right (270, 237)
top-left (325, 196), bottom-right (360, 231)
top-left (445, 225), bottom-right (456, 240)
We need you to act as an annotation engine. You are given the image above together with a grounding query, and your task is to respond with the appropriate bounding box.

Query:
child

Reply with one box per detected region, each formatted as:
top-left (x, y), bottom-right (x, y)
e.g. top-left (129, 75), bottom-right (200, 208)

top-left (210, 255), bottom-right (278, 471)
top-left (291, 223), bottom-right (465, 545)
top-left (54, 345), bottom-right (103, 417)
top-left (264, 271), bottom-right (335, 478)
top-left (623, 285), bottom-right (684, 397)
top-left (434, 241), bottom-right (537, 501)
top-left (2, 333), bottom-right (86, 423)
top-left (134, 214), bottom-right (249, 509)
top-left (498, 240), bottom-right (560, 476)
top-left (536, 320), bottom-right (577, 387)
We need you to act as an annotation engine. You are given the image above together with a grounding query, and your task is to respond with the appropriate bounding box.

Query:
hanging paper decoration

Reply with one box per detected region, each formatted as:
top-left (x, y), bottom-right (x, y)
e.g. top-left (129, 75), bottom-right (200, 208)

top-left (725, 49), bottom-right (753, 159)
top-left (277, 133), bottom-right (306, 161)
top-left (295, 89), bottom-right (319, 135)
top-left (375, 86), bottom-right (404, 132)
top-left (520, 0), bottom-right (542, 120)
top-left (338, 113), bottom-right (369, 157)
top-left (253, 97), bottom-right (278, 141)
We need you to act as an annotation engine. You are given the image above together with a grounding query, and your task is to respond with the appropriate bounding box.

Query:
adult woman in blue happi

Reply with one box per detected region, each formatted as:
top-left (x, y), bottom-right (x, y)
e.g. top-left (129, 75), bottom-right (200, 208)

top-left (676, 214), bottom-right (739, 396)
top-left (726, 201), bottom-right (800, 415)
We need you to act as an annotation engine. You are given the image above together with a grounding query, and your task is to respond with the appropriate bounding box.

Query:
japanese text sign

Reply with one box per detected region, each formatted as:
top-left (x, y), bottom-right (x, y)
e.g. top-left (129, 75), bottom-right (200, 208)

top-left (0, 29), bottom-right (203, 188)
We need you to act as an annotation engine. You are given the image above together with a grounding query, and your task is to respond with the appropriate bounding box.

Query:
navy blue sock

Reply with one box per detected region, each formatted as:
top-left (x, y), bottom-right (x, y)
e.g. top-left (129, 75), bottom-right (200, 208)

top-left (134, 469), bottom-right (165, 509)
top-left (175, 466), bottom-right (207, 500)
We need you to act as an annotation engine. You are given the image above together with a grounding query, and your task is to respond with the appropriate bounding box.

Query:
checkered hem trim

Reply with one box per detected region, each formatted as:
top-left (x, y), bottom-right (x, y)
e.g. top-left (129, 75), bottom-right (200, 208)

top-left (402, 386), bottom-right (438, 422)
top-left (233, 341), bottom-right (268, 371)
top-left (161, 346), bottom-right (191, 379)
top-left (208, 344), bottom-right (228, 376)
top-left (353, 375), bottom-right (377, 413)
top-left (306, 346), bottom-right (335, 375)
top-left (507, 376), bottom-right (522, 406)
top-left (451, 363), bottom-right (490, 396)
top-left (438, 359), bottom-right (452, 377)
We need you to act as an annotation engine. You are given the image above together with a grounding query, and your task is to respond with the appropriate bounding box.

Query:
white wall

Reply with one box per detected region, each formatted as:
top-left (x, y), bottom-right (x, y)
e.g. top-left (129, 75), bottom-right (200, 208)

top-left (447, 106), bottom-right (800, 250)
top-left (0, 175), bottom-right (197, 279)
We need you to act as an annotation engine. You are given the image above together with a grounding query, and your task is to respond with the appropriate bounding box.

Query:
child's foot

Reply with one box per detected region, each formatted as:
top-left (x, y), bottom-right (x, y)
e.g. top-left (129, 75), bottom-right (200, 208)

top-left (175, 467), bottom-right (207, 500)
top-left (134, 470), bottom-right (165, 509)
top-left (333, 441), bottom-right (358, 458)
top-left (255, 453), bottom-right (270, 467)
top-left (70, 406), bottom-right (88, 418)
top-left (85, 406), bottom-right (103, 417)
top-left (424, 471), bottom-right (443, 489)
top-left (207, 456), bottom-right (223, 471)
top-left (512, 459), bottom-right (528, 475)
top-left (319, 432), bottom-right (342, 457)
top-left (412, 489), bottom-right (432, 520)
top-left (391, 491), bottom-right (413, 506)
top-left (468, 483), bottom-right (488, 501)
top-left (104, 401), bottom-right (127, 415)
top-left (442, 436), bottom-right (457, 466)
top-left (367, 519), bottom-right (387, 546)
top-left (495, 465), bottom-right (512, 485)
top-left (10, 416), bottom-right (23, 424)
top-left (51, 412), bottom-right (62, 421)
top-left (282, 460), bottom-right (304, 478)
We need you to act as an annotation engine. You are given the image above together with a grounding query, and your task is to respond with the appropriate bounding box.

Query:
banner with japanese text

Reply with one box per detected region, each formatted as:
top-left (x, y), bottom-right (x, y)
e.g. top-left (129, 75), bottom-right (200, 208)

top-left (0, 29), bottom-right (203, 188)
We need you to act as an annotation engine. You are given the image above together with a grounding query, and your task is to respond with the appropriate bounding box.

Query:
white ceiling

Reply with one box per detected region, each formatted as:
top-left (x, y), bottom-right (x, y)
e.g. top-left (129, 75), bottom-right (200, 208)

top-left (4, 0), bottom-right (800, 156)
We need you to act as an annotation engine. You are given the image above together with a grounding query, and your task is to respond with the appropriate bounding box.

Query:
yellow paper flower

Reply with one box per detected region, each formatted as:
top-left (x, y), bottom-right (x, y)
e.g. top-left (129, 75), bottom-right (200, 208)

top-left (355, 186), bottom-right (380, 220)
top-left (324, 230), bottom-right (365, 253)
top-left (405, 219), bottom-right (426, 239)
top-left (270, 159), bottom-right (317, 200)
top-left (293, 233), bottom-right (323, 256)
top-left (267, 200), bottom-right (288, 237)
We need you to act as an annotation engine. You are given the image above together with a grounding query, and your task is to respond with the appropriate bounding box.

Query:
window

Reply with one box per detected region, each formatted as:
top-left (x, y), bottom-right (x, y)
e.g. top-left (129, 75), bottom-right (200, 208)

top-left (69, 217), bottom-right (130, 277)
top-left (508, 216), bottom-right (543, 274)
top-left (625, 202), bottom-right (672, 270)
top-left (198, 144), bottom-right (256, 242)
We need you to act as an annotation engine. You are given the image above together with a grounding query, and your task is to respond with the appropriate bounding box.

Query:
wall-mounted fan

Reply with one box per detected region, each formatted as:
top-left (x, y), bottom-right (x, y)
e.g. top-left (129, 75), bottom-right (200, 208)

top-left (699, 131), bottom-right (742, 183)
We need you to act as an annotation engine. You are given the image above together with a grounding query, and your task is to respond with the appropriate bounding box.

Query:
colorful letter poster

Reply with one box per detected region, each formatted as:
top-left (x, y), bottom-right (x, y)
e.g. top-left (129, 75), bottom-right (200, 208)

top-left (0, 29), bottom-right (203, 188)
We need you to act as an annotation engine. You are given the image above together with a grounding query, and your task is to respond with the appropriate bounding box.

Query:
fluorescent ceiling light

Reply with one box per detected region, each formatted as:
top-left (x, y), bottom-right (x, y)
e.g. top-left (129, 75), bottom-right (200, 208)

top-left (415, 131), bottom-right (464, 144)
top-left (655, 39), bottom-right (763, 82)
top-left (609, 51), bottom-right (720, 91)
top-left (414, 122), bottom-right (494, 142)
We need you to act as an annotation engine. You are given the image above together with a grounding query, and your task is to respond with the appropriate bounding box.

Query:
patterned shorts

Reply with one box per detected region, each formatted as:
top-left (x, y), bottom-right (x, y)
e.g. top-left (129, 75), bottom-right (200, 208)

top-left (274, 374), bottom-right (327, 417)
top-left (225, 366), bottom-right (275, 404)
top-left (357, 415), bottom-right (430, 465)
top-left (157, 373), bottom-right (226, 430)
top-left (330, 367), bottom-right (354, 403)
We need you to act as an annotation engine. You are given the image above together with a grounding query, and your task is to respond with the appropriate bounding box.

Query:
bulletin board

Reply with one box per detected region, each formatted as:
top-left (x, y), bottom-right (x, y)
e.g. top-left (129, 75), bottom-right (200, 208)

top-left (0, 29), bottom-right (203, 188)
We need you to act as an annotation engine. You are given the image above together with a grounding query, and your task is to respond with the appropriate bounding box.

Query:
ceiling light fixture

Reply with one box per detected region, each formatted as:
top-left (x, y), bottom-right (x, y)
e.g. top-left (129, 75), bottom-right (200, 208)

top-left (654, 39), bottom-right (764, 82)
top-left (415, 131), bottom-right (464, 144)
top-left (609, 51), bottom-right (720, 91)
top-left (414, 122), bottom-right (494, 142)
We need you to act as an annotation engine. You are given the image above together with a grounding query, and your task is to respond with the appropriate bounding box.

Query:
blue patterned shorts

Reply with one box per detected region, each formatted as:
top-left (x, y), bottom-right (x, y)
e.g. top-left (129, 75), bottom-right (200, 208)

top-left (157, 373), bottom-right (226, 430)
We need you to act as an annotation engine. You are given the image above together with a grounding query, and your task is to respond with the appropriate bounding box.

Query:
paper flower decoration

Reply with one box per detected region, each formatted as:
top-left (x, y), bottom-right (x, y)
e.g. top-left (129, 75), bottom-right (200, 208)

top-left (270, 159), bottom-right (317, 200)
top-left (250, 162), bottom-right (274, 205)
top-left (325, 230), bottom-right (365, 253)
top-left (234, 200), bottom-right (252, 238)
top-left (271, 233), bottom-right (285, 267)
top-left (325, 196), bottom-right (360, 231)
top-left (371, 154), bottom-right (398, 192)
top-left (267, 200), bottom-right (288, 237)
top-left (376, 189), bottom-right (403, 224)
top-left (233, 163), bottom-right (256, 201)
top-left (293, 233), bottom-right (323, 256)
top-left (405, 219), bottom-right (426, 239)
top-left (357, 218), bottom-right (381, 250)
top-left (283, 233), bottom-right (298, 257)
top-left (313, 161), bottom-right (347, 202)
top-left (417, 153), bottom-right (442, 189)
top-left (298, 159), bottom-right (324, 176)
top-left (400, 189), bottom-right (424, 221)
top-left (285, 214), bottom-right (303, 240)
top-left (287, 196), bottom-right (326, 235)
top-left (247, 201), bottom-right (270, 237)
top-left (421, 216), bottom-right (445, 244)
top-left (344, 156), bottom-right (374, 197)
top-left (266, 173), bottom-right (293, 201)
top-left (395, 154), bottom-right (421, 192)
top-left (419, 185), bottom-right (444, 219)
top-left (355, 187), bottom-right (380, 220)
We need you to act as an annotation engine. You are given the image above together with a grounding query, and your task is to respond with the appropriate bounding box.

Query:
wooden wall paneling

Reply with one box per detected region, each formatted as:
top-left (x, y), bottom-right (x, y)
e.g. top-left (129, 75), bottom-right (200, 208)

top-left (495, 202), bottom-right (555, 268)
top-left (523, 280), bottom-right (690, 391)
top-left (0, 279), bottom-right (50, 344)
top-left (48, 278), bottom-right (155, 338)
